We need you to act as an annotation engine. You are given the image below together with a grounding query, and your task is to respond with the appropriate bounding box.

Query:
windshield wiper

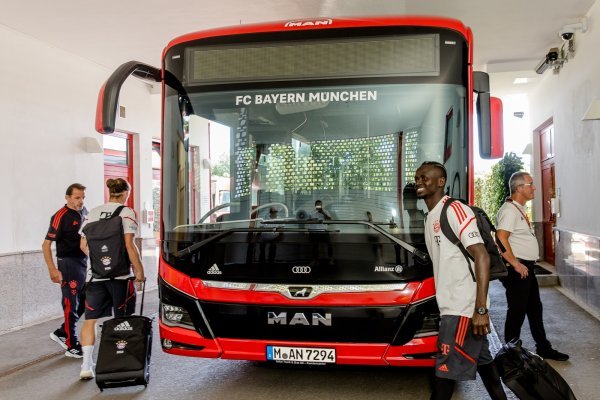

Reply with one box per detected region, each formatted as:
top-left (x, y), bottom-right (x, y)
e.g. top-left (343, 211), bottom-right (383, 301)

top-left (261, 218), bottom-right (322, 225)
top-left (175, 220), bottom-right (428, 263)
top-left (174, 226), bottom-right (308, 257)
top-left (261, 219), bottom-right (429, 262)
top-left (323, 220), bottom-right (429, 262)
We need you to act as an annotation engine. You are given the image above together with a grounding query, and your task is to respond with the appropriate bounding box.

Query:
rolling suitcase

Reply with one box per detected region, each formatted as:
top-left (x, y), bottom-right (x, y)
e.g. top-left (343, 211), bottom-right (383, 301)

top-left (95, 280), bottom-right (152, 391)
top-left (494, 339), bottom-right (577, 400)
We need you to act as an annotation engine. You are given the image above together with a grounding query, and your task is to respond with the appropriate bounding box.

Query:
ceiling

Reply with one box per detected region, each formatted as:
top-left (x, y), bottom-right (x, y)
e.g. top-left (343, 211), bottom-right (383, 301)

top-left (1, 0), bottom-right (596, 94)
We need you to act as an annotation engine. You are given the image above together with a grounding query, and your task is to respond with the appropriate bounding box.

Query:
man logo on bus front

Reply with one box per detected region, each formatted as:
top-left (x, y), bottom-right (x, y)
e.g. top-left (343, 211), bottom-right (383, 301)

top-left (289, 287), bottom-right (312, 298)
top-left (284, 18), bottom-right (332, 28)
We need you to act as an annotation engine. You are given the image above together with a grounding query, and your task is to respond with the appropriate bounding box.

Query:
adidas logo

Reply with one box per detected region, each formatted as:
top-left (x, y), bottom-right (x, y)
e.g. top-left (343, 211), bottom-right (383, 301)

top-left (438, 364), bottom-right (449, 372)
top-left (207, 264), bottom-right (222, 275)
top-left (101, 245), bottom-right (108, 253)
top-left (113, 321), bottom-right (133, 331)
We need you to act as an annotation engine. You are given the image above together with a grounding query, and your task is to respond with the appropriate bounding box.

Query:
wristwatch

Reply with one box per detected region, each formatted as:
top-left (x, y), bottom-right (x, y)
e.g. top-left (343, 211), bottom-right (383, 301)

top-left (475, 307), bottom-right (488, 315)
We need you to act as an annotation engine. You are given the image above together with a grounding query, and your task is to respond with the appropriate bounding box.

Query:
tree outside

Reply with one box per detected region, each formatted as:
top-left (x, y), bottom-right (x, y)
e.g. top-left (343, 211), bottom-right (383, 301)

top-left (474, 152), bottom-right (524, 223)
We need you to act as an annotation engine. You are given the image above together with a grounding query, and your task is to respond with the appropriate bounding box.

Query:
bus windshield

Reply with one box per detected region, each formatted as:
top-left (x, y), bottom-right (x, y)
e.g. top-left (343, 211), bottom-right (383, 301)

top-left (161, 82), bottom-right (468, 280)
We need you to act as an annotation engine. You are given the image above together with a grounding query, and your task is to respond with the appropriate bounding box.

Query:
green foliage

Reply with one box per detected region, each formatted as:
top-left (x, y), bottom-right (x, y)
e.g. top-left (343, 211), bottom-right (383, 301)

top-left (152, 186), bottom-right (160, 232)
top-left (212, 154), bottom-right (230, 177)
top-left (475, 152), bottom-right (524, 223)
top-left (474, 176), bottom-right (485, 210)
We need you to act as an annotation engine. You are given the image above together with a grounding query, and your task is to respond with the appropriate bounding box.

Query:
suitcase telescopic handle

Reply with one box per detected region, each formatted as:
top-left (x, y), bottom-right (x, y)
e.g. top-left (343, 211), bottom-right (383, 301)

top-left (129, 277), bottom-right (146, 316)
top-left (139, 278), bottom-right (146, 316)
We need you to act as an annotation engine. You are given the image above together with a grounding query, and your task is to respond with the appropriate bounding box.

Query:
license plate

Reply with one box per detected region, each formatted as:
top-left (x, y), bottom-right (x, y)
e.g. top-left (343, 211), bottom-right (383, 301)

top-left (266, 346), bottom-right (336, 365)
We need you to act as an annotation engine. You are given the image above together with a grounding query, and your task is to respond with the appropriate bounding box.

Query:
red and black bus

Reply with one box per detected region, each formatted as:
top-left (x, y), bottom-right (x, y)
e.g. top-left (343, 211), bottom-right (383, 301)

top-left (96, 16), bottom-right (503, 367)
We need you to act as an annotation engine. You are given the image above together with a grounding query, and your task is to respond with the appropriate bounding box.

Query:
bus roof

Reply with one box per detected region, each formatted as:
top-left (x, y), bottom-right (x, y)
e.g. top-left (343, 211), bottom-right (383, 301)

top-left (164, 16), bottom-right (473, 64)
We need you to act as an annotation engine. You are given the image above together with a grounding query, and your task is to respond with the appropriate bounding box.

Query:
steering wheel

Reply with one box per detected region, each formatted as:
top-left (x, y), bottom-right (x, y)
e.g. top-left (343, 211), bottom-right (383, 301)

top-left (197, 202), bottom-right (237, 224)
top-left (196, 202), bottom-right (289, 224)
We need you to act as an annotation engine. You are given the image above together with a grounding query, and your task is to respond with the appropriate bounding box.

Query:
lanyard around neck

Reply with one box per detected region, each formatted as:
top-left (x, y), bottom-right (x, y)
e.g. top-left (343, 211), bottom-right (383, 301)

top-left (507, 199), bottom-right (531, 229)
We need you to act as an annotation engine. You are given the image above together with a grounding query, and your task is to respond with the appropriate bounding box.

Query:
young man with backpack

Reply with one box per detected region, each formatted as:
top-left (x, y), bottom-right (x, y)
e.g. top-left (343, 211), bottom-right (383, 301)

top-left (415, 161), bottom-right (506, 400)
top-left (78, 178), bottom-right (145, 380)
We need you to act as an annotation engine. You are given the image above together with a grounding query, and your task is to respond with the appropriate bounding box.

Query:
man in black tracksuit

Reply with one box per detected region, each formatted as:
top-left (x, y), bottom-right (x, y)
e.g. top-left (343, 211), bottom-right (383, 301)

top-left (42, 183), bottom-right (88, 358)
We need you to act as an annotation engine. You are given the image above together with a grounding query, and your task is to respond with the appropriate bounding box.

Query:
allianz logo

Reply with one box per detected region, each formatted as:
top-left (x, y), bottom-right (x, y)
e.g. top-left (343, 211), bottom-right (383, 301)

top-left (113, 321), bottom-right (133, 331)
top-left (374, 265), bottom-right (404, 273)
top-left (207, 264), bottom-right (222, 275)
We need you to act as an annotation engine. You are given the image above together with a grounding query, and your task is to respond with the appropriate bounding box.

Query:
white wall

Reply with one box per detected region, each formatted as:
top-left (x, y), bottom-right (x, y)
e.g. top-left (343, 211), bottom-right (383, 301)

top-left (0, 24), bottom-right (161, 254)
top-left (528, 2), bottom-right (600, 237)
top-left (115, 81), bottom-right (162, 239)
top-left (0, 24), bottom-right (160, 331)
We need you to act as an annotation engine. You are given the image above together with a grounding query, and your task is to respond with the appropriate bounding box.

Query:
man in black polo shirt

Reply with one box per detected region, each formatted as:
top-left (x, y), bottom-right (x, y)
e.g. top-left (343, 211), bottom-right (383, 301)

top-left (42, 183), bottom-right (88, 358)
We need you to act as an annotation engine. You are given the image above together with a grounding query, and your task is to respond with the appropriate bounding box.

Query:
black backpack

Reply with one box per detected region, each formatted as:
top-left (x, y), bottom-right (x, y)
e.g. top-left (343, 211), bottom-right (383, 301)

top-left (440, 198), bottom-right (508, 281)
top-left (83, 205), bottom-right (131, 279)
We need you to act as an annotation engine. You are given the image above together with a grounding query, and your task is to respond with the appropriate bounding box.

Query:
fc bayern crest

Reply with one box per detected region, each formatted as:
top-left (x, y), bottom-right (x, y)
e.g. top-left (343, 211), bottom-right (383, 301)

top-left (433, 220), bottom-right (441, 233)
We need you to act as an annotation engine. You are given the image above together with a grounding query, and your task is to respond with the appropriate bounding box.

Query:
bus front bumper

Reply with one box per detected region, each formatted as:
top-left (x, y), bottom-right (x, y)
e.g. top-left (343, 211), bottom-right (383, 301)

top-left (159, 322), bottom-right (437, 367)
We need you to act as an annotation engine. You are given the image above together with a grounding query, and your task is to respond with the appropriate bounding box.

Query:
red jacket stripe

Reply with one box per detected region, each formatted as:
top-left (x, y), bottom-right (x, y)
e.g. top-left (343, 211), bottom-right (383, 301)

top-left (52, 208), bottom-right (68, 230)
top-left (459, 217), bottom-right (477, 239)
top-left (450, 203), bottom-right (466, 224)
top-left (455, 203), bottom-right (468, 221)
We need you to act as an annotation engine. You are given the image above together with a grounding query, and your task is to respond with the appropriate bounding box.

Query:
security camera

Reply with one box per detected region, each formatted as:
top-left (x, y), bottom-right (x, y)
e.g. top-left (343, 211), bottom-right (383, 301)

top-left (534, 57), bottom-right (549, 74)
top-left (546, 48), bottom-right (559, 62)
top-left (558, 17), bottom-right (588, 40)
top-left (558, 28), bottom-right (575, 41)
top-left (534, 48), bottom-right (565, 74)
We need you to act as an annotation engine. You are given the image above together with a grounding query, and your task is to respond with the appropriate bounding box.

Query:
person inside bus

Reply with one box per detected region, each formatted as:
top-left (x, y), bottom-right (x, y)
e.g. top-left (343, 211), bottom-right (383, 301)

top-left (308, 199), bottom-right (332, 221)
top-left (308, 200), bottom-right (334, 266)
top-left (259, 207), bottom-right (281, 264)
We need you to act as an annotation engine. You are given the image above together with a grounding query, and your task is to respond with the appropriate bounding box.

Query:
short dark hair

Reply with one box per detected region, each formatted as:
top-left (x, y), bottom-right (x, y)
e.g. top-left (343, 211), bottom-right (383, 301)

top-left (66, 183), bottom-right (86, 195)
top-left (419, 161), bottom-right (447, 180)
top-left (315, 200), bottom-right (323, 206)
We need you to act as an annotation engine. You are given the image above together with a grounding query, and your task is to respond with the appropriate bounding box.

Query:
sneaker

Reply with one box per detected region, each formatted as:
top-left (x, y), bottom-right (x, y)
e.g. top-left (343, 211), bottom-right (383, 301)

top-left (79, 365), bottom-right (95, 381)
top-left (65, 342), bottom-right (84, 359)
top-left (537, 348), bottom-right (569, 361)
top-left (50, 329), bottom-right (68, 350)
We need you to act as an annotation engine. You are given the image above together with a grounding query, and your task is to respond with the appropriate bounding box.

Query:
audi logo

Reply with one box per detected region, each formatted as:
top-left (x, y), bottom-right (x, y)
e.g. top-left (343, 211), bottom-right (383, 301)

top-left (292, 266), bottom-right (311, 274)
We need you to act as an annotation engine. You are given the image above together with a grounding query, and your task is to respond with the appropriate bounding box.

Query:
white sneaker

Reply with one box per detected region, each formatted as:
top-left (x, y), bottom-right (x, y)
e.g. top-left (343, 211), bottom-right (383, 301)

top-left (79, 363), bottom-right (95, 381)
top-left (50, 330), bottom-right (68, 350)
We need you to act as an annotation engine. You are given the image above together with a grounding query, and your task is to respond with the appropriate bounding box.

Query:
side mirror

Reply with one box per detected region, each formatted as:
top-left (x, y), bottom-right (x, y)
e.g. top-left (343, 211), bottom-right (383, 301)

top-left (474, 71), bottom-right (504, 159)
top-left (95, 61), bottom-right (161, 134)
top-left (489, 96), bottom-right (504, 158)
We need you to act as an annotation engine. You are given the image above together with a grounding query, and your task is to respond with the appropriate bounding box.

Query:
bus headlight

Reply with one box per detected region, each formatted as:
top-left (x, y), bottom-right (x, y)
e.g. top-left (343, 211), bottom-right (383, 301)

top-left (413, 313), bottom-right (440, 338)
top-left (393, 297), bottom-right (440, 345)
top-left (161, 302), bottom-right (195, 329)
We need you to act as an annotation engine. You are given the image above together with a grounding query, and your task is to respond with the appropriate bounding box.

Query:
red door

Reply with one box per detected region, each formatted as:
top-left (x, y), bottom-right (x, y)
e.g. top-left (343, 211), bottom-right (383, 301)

top-left (538, 122), bottom-right (555, 265)
top-left (103, 132), bottom-right (134, 209)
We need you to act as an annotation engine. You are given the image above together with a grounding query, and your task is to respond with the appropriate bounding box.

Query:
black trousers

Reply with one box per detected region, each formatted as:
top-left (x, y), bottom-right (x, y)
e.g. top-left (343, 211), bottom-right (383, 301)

top-left (57, 257), bottom-right (87, 347)
top-left (501, 259), bottom-right (552, 351)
